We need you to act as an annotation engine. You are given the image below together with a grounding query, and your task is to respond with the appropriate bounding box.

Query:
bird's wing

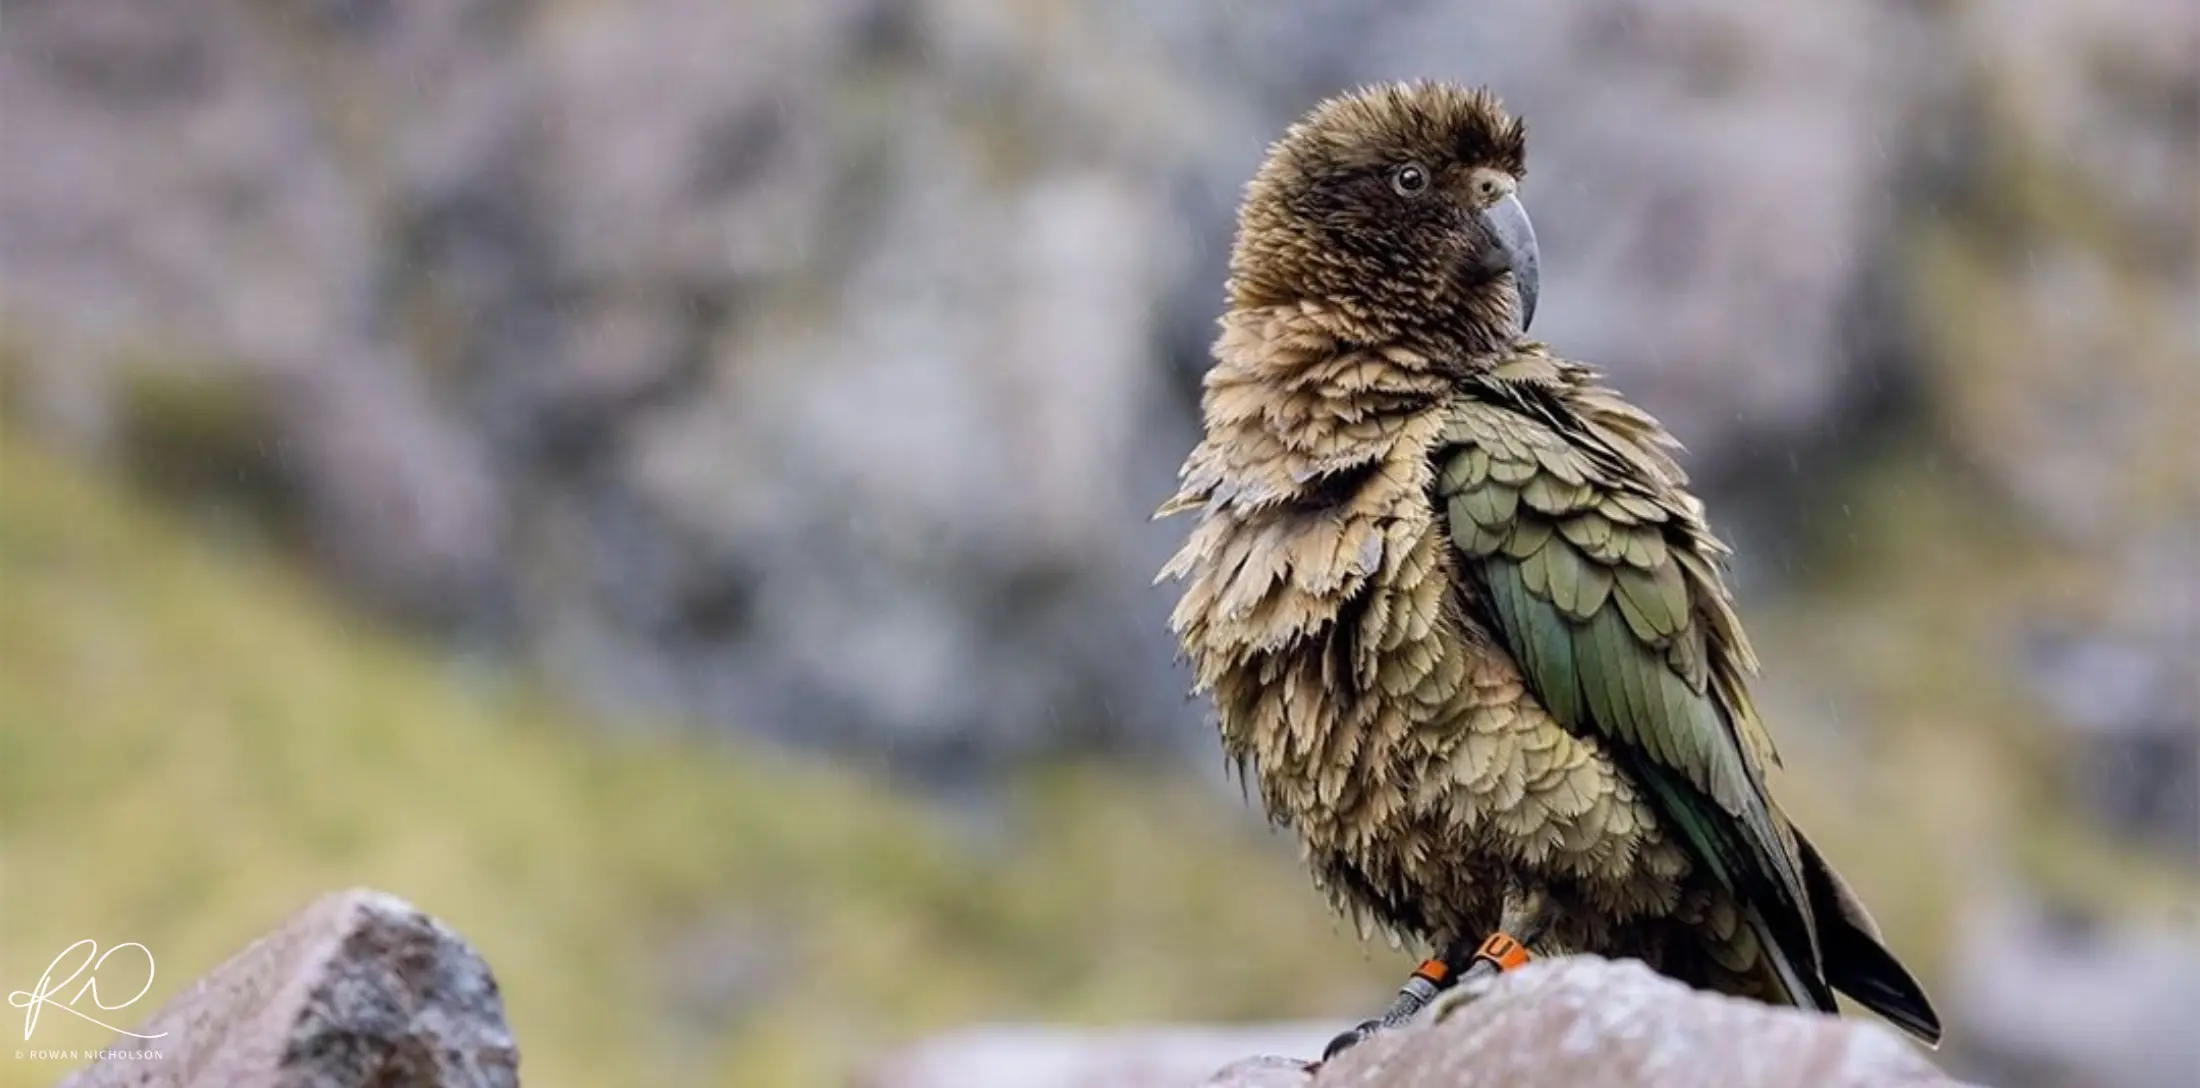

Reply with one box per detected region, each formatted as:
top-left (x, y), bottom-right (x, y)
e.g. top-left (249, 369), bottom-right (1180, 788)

top-left (1434, 350), bottom-right (1821, 974)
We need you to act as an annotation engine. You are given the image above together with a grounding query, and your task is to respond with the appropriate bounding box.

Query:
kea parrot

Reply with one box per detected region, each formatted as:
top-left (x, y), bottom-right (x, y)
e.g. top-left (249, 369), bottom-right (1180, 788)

top-left (1156, 81), bottom-right (1941, 1058)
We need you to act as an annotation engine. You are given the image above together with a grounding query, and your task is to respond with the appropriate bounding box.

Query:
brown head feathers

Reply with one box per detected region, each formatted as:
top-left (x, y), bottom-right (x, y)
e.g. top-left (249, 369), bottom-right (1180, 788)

top-left (1228, 82), bottom-right (1535, 361)
top-left (1272, 82), bottom-right (1527, 185)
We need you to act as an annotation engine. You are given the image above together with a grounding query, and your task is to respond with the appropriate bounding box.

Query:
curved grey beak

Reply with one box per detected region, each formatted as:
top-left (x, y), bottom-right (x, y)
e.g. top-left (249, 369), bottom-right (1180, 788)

top-left (1479, 193), bottom-right (1540, 331)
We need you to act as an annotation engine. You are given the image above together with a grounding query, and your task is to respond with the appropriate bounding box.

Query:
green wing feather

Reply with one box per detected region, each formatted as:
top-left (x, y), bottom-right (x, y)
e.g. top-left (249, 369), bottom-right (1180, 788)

top-left (1438, 369), bottom-right (1824, 991)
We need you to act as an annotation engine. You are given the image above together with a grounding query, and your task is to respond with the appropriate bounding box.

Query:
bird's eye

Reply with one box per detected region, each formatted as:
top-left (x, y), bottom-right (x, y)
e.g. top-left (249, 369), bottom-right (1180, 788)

top-left (1391, 163), bottom-right (1430, 197)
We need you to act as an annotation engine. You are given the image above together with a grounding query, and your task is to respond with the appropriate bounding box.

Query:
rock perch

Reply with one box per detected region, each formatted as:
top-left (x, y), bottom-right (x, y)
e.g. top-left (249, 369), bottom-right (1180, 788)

top-left (869, 956), bottom-right (1972, 1088)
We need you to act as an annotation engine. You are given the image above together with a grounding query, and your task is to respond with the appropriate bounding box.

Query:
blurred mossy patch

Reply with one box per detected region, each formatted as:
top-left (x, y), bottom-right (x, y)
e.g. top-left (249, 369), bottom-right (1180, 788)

top-left (0, 433), bottom-right (1389, 1088)
top-left (110, 360), bottom-right (302, 539)
top-left (0, 328), bottom-right (28, 418)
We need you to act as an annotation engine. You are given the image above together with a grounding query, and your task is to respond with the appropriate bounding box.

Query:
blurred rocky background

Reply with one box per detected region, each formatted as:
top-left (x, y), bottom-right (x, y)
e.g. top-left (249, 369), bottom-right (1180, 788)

top-left (0, 0), bottom-right (2192, 1085)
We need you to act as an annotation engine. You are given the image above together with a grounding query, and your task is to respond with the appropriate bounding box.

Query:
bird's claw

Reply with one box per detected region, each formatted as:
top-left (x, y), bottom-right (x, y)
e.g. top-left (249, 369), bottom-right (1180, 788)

top-left (1321, 1018), bottom-right (1384, 1061)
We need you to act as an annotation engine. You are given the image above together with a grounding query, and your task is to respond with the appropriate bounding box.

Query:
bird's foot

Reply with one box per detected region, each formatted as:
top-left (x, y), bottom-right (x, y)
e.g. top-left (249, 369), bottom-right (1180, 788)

top-left (1320, 1018), bottom-right (1384, 1061)
top-left (1320, 955), bottom-right (1457, 1060)
top-left (1320, 933), bottom-right (1538, 1061)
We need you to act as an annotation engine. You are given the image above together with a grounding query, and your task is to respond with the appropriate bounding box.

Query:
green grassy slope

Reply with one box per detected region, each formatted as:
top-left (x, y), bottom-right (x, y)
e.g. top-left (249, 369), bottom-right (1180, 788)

top-left (0, 432), bottom-right (1389, 1087)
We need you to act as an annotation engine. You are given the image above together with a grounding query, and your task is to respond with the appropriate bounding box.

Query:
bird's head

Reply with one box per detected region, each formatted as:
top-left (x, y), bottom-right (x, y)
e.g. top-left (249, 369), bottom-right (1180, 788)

top-left (1228, 82), bottom-right (1537, 358)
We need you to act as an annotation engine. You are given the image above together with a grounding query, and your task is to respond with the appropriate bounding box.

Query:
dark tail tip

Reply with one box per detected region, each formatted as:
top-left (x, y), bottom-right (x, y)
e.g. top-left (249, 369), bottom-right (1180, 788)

top-left (1823, 921), bottom-right (1944, 1047)
top-left (1796, 830), bottom-right (1944, 1047)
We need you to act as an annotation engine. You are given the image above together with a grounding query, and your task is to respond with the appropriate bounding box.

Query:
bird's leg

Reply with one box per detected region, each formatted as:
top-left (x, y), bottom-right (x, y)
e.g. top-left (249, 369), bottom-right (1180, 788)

top-left (1447, 886), bottom-right (1556, 988)
top-left (1320, 889), bottom-right (1557, 1061)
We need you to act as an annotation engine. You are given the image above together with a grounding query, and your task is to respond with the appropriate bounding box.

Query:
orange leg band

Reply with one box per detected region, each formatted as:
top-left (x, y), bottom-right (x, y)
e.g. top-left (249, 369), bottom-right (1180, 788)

top-left (1473, 932), bottom-right (1532, 972)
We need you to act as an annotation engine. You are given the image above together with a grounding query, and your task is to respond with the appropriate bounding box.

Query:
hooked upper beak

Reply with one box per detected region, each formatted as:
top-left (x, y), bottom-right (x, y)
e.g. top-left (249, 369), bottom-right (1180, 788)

top-left (1478, 192), bottom-right (1540, 332)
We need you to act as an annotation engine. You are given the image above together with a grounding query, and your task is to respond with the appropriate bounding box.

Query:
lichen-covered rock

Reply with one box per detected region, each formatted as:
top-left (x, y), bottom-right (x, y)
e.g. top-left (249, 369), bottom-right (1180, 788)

top-left (864, 1023), bottom-right (1339, 1088)
top-left (58, 888), bottom-right (518, 1088)
top-left (1295, 957), bottom-right (1968, 1088)
top-left (865, 957), bottom-right (1969, 1088)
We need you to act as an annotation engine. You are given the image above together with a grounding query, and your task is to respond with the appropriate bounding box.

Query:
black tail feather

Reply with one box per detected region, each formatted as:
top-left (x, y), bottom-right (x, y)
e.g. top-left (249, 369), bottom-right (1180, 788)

top-left (1797, 831), bottom-right (1944, 1046)
top-left (1822, 918), bottom-right (1944, 1045)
